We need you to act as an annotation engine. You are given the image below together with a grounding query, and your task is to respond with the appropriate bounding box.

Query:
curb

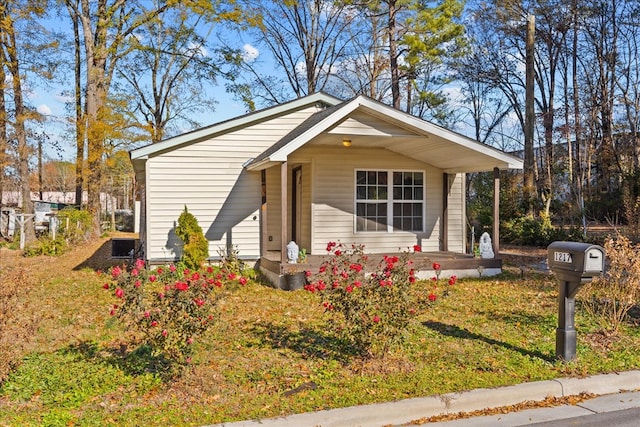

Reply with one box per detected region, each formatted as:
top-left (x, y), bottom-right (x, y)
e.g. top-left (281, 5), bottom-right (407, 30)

top-left (209, 370), bottom-right (640, 427)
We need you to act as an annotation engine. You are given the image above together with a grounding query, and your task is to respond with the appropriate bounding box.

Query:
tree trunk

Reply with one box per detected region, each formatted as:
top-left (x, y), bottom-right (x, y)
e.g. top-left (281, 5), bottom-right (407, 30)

top-left (1, 7), bottom-right (35, 243)
top-left (524, 14), bottom-right (536, 217)
top-left (388, 0), bottom-right (400, 109)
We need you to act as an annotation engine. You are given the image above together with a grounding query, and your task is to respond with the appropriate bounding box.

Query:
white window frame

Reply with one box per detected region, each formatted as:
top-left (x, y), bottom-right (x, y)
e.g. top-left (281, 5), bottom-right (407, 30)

top-left (354, 169), bottom-right (425, 233)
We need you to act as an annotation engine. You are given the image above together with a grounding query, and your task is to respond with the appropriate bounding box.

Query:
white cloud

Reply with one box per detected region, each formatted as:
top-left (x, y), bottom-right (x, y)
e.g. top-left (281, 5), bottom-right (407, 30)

top-left (37, 104), bottom-right (52, 116)
top-left (188, 42), bottom-right (208, 57)
top-left (242, 44), bottom-right (259, 62)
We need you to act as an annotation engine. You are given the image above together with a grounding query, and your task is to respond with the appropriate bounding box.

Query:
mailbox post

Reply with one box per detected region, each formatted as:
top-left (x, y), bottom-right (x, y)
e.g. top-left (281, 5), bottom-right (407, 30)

top-left (547, 241), bottom-right (605, 361)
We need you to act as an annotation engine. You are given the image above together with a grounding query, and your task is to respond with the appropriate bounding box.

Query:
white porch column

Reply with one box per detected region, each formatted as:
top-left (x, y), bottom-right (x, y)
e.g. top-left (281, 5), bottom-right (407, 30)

top-left (493, 167), bottom-right (500, 256)
top-left (280, 161), bottom-right (288, 264)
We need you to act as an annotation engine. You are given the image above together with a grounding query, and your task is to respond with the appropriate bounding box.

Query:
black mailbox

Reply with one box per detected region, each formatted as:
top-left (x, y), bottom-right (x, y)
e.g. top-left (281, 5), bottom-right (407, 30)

top-left (547, 241), bottom-right (605, 362)
top-left (548, 241), bottom-right (605, 281)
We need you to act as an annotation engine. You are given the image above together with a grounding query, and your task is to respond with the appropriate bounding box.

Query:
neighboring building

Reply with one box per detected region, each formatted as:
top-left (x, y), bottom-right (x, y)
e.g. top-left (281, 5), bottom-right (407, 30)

top-left (130, 93), bottom-right (523, 287)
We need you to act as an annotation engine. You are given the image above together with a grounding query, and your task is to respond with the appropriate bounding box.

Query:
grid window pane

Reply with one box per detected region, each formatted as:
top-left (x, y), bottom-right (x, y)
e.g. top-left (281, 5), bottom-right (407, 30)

top-left (357, 170), bottom-right (422, 233)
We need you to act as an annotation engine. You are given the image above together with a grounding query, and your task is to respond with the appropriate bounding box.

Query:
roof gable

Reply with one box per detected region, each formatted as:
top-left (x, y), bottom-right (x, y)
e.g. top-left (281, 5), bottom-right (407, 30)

top-left (246, 95), bottom-right (523, 173)
top-left (130, 92), bottom-right (342, 161)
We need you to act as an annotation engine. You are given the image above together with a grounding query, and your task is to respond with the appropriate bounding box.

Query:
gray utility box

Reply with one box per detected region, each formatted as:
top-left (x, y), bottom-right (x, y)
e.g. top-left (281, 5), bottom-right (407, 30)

top-left (547, 241), bottom-right (605, 362)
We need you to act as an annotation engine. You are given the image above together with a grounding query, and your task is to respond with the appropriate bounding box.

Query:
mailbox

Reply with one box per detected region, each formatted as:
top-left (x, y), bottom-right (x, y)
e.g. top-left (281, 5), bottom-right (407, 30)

top-left (547, 241), bottom-right (605, 362)
top-left (548, 241), bottom-right (605, 281)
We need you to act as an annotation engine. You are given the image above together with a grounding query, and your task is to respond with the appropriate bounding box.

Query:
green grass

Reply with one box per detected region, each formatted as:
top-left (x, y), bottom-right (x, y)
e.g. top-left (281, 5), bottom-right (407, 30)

top-left (1, 239), bottom-right (639, 426)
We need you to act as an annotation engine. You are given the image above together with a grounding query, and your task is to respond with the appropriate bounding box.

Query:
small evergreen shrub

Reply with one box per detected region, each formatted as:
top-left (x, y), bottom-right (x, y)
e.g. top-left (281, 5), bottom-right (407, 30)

top-left (175, 206), bottom-right (209, 270)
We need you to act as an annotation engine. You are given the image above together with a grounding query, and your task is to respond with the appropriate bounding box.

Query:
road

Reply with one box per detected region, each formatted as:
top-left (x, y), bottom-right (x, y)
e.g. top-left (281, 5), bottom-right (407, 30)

top-left (527, 407), bottom-right (640, 427)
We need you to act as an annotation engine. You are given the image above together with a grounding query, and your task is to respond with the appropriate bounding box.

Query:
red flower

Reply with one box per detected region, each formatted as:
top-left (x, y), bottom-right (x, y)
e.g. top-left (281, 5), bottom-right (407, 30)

top-left (428, 293), bottom-right (437, 301)
top-left (305, 270), bottom-right (312, 277)
top-left (115, 288), bottom-right (124, 299)
top-left (409, 276), bottom-right (416, 283)
top-left (111, 266), bottom-right (122, 279)
top-left (319, 265), bottom-right (326, 273)
top-left (448, 276), bottom-right (457, 286)
top-left (162, 329), bottom-right (168, 337)
top-left (413, 245), bottom-right (421, 252)
top-left (175, 281), bottom-right (189, 291)
top-left (135, 259), bottom-right (145, 270)
top-left (191, 272), bottom-right (200, 281)
top-left (227, 273), bottom-right (237, 280)
top-left (432, 262), bottom-right (441, 271)
top-left (373, 315), bottom-right (380, 323)
top-left (148, 275), bottom-right (156, 282)
top-left (150, 320), bottom-right (158, 327)
top-left (134, 280), bottom-right (141, 288)
top-left (207, 266), bottom-right (214, 274)
top-left (334, 250), bottom-right (342, 256)
top-left (102, 283), bottom-right (109, 290)
top-left (131, 268), bottom-right (139, 277)
top-left (156, 267), bottom-right (163, 274)
top-left (239, 277), bottom-right (248, 286)
top-left (431, 276), bottom-right (437, 282)
top-left (317, 281), bottom-right (326, 290)
top-left (340, 271), bottom-right (348, 279)
top-left (349, 263), bottom-right (363, 272)
top-left (353, 280), bottom-right (362, 288)
top-left (187, 337), bottom-right (194, 345)
top-left (345, 285), bottom-right (353, 293)
top-left (194, 298), bottom-right (205, 307)
top-left (143, 311), bottom-right (150, 318)
top-left (332, 280), bottom-right (340, 289)
top-left (169, 265), bottom-right (176, 272)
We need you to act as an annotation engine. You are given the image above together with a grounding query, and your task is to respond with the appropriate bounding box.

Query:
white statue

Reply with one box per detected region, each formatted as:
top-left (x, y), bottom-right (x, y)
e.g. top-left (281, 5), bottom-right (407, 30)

top-left (479, 232), bottom-right (495, 259)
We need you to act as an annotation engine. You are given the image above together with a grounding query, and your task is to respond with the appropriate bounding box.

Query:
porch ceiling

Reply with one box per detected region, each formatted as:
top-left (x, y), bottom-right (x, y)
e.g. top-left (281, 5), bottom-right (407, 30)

top-left (308, 133), bottom-right (515, 174)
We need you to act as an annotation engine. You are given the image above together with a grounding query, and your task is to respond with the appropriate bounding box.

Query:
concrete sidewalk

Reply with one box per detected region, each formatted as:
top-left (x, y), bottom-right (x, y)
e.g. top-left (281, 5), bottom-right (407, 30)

top-left (210, 370), bottom-right (640, 427)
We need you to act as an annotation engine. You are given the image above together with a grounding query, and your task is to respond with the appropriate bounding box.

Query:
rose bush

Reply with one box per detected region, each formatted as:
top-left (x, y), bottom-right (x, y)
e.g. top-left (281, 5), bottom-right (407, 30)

top-left (103, 259), bottom-right (249, 369)
top-left (305, 242), bottom-right (456, 357)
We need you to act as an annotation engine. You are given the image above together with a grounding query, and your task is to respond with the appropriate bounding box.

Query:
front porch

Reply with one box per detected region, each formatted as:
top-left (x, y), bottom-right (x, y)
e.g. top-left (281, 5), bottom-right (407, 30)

top-left (258, 250), bottom-right (503, 290)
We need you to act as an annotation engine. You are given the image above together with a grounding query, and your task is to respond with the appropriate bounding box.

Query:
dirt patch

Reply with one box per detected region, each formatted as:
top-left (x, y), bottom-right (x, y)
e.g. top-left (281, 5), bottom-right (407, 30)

top-left (499, 245), bottom-right (548, 269)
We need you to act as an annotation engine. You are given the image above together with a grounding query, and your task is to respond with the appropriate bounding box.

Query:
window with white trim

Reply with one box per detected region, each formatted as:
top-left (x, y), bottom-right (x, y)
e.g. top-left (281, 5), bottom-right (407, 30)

top-left (355, 170), bottom-right (424, 232)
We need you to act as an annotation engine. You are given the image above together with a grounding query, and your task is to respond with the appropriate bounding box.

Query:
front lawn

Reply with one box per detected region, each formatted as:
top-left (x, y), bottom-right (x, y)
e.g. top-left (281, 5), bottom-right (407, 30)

top-left (1, 235), bottom-right (639, 426)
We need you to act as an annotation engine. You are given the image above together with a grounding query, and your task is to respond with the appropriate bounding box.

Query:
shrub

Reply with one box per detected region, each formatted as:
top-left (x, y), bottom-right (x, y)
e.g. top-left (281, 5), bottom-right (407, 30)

top-left (304, 242), bottom-right (455, 357)
top-left (581, 235), bottom-right (640, 332)
top-left (175, 206), bottom-right (209, 270)
top-left (23, 236), bottom-right (69, 256)
top-left (22, 208), bottom-right (92, 257)
top-left (103, 260), bottom-right (249, 372)
top-left (57, 208), bottom-right (93, 244)
top-left (501, 212), bottom-right (575, 246)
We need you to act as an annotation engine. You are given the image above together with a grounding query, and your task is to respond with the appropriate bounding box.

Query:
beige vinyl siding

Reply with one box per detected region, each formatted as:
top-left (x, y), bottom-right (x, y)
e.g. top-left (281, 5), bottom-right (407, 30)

top-left (446, 173), bottom-right (465, 253)
top-left (263, 162), bottom-right (312, 252)
top-left (292, 145), bottom-right (447, 254)
top-left (328, 111), bottom-right (415, 136)
top-left (265, 166), bottom-right (282, 251)
top-left (144, 106), bottom-right (321, 261)
top-left (299, 163), bottom-right (312, 252)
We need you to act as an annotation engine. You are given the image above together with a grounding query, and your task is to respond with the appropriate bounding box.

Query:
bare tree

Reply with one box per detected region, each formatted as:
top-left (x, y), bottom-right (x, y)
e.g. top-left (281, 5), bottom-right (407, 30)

top-left (234, 0), bottom-right (354, 106)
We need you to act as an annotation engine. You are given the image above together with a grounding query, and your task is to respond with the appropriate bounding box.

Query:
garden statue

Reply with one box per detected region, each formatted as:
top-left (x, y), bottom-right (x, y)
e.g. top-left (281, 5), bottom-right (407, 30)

top-left (287, 241), bottom-right (299, 263)
top-left (479, 232), bottom-right (495, 259)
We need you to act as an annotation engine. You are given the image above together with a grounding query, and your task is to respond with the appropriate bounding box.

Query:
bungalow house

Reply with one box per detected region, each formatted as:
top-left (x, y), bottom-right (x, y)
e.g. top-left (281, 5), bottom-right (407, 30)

top-left (130, 93), bottom-right (523, 288)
